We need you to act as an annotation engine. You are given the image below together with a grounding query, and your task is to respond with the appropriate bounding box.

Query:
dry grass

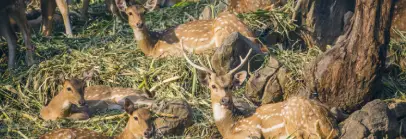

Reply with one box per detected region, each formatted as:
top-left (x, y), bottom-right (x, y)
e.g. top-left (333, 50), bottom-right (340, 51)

top-left (0, 0), bottom-right (405, 138)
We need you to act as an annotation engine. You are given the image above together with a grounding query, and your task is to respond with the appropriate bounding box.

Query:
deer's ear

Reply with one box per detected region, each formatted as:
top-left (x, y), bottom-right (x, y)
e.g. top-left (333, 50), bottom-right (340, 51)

top-left (198, 71), bottom-right (210, 86)
top-left (233, 71), bottom-right (247, 87)
top-left (115, 0), bottom-right (128, 12)
top-left (124, 98), bottom-right (135, 114)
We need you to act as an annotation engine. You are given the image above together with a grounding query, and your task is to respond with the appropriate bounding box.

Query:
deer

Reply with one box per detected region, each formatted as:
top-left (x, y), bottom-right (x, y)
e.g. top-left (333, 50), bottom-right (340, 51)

top-left (181, 44), bottom-right (339, 138)
top-left (0, 0), bottom-right (35, 69)
top-left (40, 79), bottom-right (89, 121)
top-left (84, 85), bottom-right (155, 115)
top-left (40, 98), bottom-right (155, 139)
top-left (115, 0), bottom-right (268, 58)
top-left (40, 78), bottom-right (155, 120)
top-left (226, 0), bottom-right (288, 14)
top-left (40, 0), bottom-right (124, 36)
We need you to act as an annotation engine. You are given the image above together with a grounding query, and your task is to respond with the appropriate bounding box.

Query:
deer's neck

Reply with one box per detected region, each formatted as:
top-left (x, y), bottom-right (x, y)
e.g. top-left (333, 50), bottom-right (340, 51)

top-left (46, 93), bottom-right (72, 116)
top-left (211, 97), bottom-right (238, 137)
top-left (115, 123), bottom-right (141, 139)
top-left (132, 27), bottom-right (156, 57)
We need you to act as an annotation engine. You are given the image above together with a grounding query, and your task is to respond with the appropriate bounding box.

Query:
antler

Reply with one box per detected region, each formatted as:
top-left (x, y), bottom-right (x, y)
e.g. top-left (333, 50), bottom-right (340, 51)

top-left (227, 48), bottom-right (252, 75)
top-left (180, 41), bottom-right (215, 75)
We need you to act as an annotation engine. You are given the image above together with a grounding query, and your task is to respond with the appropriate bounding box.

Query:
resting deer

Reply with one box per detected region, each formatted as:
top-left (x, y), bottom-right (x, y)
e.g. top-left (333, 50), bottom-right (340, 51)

top-left (182, 46), bottom-right (339, 138)
top-left (40, 79), bottom-right (155, 120)
top-left (226, 0), bottom-right (287, 13)
top-left (40, 79), bottom-right (89, 121)
top-left (84, 85), bottom-right (154, 114)
top-left (115, 0), bottom-right (267, 58)
top-left (40, 98), bottom-right (155, 139)
top-left (0, 0), bottom-right (35, 69)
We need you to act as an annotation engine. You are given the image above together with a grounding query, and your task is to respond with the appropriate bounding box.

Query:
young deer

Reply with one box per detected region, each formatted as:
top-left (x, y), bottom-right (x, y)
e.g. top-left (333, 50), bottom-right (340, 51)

top-left (40, 98), bottom-right (155, 139)
top-left (84, 85), bottom-right (154, 114)
top-left (182, 47), bottom-right (339, 138)
top-left (115, 0), bottom-right (266, 58)
top-left (40, 79), bottom-right (89, 121)
top-left (0, 0), bottom-right (35, 69)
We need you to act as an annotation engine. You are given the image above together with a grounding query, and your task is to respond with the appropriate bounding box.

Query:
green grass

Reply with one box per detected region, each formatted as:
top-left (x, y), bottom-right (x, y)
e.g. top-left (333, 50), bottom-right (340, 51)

top-left (0, 0), bottom-right (405, 138)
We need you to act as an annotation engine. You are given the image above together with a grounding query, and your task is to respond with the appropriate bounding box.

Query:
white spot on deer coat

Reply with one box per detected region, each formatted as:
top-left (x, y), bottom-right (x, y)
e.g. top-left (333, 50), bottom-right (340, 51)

top-left (257, 123), bottom-right (285, 133)
top-left (213, 103), bottom-right (226, 121)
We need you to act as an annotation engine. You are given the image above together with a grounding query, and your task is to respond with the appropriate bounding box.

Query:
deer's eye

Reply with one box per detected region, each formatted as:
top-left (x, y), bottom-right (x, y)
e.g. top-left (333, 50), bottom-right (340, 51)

top-left (128, 12), bottom-right (133, 16)
top-left (134, 117), bottom-right (138, 121)
top-left (67, 87), bottom-right (72, 91)
top-left (211, 85), bottom-right (216, 89)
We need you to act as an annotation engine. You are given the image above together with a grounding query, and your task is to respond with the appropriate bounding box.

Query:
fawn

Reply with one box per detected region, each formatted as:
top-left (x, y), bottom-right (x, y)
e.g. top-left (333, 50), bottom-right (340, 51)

top-left (0, 0), bottom-right (35, 69)
top-left (40, 98), bottom-right (155, 139)
top-left (40, 79), bottom-right (89, 121)
top-left (182, 46), bottom-right (339, 138)
top-left (115, 0), bottom-right (266, 58)
top-left (84, 85), bottom-right (154, 114)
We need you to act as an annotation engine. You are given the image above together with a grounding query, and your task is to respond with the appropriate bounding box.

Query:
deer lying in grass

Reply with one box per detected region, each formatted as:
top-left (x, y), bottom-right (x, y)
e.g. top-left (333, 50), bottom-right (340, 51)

top-left (115, 0), bottom-right (267, 58)
top-left (84, 85), bottom-right (154, 114)
top-left (40, 79), bottom-right (89, 120)
top-left (0, 0), bottom-right (35, 69)
top-left (182, 46), bottom-right (339, 138)
top-left (40, 98), bottom-right (155, 139)
top-left (40, 79), bottom-right (153, 120)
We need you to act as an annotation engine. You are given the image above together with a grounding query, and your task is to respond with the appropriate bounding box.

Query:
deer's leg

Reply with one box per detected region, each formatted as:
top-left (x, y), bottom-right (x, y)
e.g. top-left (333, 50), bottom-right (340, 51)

top-left (0, 12), bottom-right (18, 69)
top-left (55, 0), bottom-right (73, 36)
top-left (41, 0), bottom-right (56, 36)
top-left (68, 112), bottom-right (90, 120)
top-left (80, 0), bottom-right (90, 19)
top-left (9, 4), bottom-right (35, 66)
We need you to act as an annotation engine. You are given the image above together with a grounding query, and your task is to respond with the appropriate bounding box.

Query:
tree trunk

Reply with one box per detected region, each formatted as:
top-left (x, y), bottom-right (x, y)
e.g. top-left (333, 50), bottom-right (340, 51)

top-left (293, 0), bottom-right (355, 50)
top-left (304, 0), bottom-right (394, 112)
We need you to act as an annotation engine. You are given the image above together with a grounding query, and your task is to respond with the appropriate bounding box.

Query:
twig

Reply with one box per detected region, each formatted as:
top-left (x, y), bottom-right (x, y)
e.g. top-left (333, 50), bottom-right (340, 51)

top-left (184, 12), bottom-right (196, 21)
top-left (149, 76), bottom-right (181, 92)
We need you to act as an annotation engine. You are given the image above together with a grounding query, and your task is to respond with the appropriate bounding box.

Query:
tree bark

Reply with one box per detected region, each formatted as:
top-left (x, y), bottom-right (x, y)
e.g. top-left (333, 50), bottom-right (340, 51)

top-left (305, 0), bottom-right (394, 112)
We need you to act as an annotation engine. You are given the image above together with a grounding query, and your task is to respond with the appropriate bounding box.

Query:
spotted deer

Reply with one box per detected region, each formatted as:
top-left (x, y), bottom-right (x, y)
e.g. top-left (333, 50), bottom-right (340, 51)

top-left (182, 46), bottom-right (339, 138)
top-left (40, 98), bottom-right (155, 139)
top-left (40, 79), bottom-right (89, 121)
top-left (84, 85), bottom-right (154, 114)
top-left (0, 0), bottom-right (35, 69)
top-left (115, 0), bottom-right (267, 58)
top-left (226, 0), bottom-right (287, 13)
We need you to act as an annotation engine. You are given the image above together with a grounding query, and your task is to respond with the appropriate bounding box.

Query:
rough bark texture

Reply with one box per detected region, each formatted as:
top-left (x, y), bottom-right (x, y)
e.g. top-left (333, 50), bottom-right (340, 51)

top-left (304, 0), bottom-right (393, 112)
top-left (293, 0), bottom-right (355, 50)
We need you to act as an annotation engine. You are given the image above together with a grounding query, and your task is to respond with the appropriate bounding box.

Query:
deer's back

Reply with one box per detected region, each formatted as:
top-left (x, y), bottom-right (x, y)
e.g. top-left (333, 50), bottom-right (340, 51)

top-left (40, 128), bottom-right (109, 139)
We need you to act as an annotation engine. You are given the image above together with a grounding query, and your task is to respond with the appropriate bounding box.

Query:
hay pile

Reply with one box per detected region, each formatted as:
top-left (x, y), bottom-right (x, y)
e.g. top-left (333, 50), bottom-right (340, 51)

top-left (0, 0), bottom-right (405, 138)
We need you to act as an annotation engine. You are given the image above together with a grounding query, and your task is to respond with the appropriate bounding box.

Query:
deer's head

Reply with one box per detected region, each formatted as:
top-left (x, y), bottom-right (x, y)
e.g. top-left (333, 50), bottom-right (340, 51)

top-left (182, 43), bottom-right (251, 108)
top-left (124, 98), bottom-right (155, 138)
top-left (61, 79), bottom-right (86, 107)
top-left (116, 0), bottom-right (147, 30)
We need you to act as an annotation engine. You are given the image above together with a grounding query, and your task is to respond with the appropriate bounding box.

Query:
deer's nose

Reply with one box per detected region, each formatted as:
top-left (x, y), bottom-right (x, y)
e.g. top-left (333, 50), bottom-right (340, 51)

top-left (136, 22), bottom-right (144, 28)
top-left (220, 97), bottom-right (230, 105)
top-left (144, 128), bottom-right (154, 138)
top-left (78, 99), bottom-right (86, 106)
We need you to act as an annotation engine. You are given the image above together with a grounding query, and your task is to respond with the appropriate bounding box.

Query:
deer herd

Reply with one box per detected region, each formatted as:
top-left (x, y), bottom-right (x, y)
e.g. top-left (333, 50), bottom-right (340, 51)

top-left (0, 0), bottom-right (344, 138)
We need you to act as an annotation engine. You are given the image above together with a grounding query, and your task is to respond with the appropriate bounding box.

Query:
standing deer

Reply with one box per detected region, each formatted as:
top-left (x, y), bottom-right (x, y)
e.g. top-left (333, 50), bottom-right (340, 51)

top-left (40, 0), bottom-right (123, 36)
top-left (182, 46), bottom-right (339, 138)
top-left (0, 0), bottom-right (35, 69)
top-left (115, 0), bottom-right (267, 58)
top-left (40, 79), bottom-right (89, 120)
top-left (40, 98), bottom-right (155, 139)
